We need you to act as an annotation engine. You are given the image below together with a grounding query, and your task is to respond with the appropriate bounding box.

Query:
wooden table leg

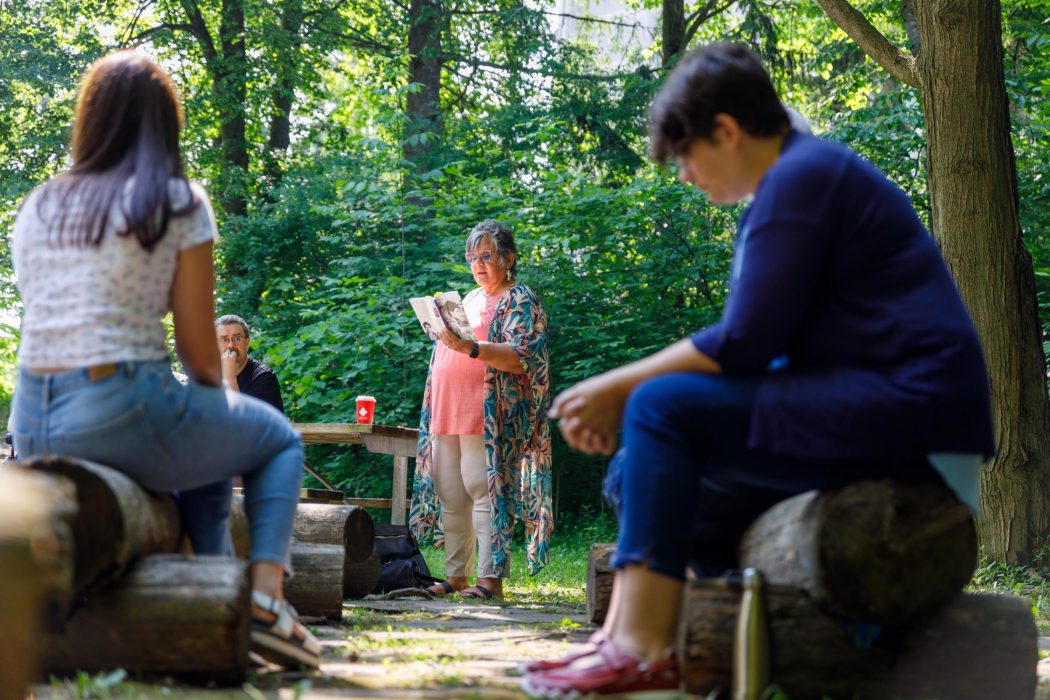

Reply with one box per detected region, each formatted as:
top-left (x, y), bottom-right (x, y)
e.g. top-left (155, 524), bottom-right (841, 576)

top-left (392, 455), bottom-right (408, 525)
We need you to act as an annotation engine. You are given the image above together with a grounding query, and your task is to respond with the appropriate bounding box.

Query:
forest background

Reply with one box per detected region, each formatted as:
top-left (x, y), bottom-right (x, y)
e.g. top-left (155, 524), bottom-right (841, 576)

top-left (1, 0), bottom-right (1048, 566)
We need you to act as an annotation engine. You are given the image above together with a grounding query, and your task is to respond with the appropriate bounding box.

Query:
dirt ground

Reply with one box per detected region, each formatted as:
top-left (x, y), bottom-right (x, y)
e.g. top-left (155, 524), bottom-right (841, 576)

top-left (32, 599), bottom-right (1050, 699)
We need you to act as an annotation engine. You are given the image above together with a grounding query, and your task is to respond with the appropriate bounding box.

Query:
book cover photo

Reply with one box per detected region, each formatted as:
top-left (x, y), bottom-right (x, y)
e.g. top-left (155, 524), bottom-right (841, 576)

top-left (409, 291), bottom-right (474, 342)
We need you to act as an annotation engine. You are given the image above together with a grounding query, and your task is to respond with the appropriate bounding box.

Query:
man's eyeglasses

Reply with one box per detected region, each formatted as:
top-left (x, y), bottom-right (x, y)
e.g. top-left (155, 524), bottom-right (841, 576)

top-left (220, 335), bottom-right (246, 344)
top-left (465, 251), bottom-right (495, 265)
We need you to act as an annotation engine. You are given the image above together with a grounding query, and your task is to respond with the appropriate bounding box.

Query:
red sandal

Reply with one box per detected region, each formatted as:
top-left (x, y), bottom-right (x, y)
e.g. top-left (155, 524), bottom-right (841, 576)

top-left (521, 637), bottom-right (679, 698)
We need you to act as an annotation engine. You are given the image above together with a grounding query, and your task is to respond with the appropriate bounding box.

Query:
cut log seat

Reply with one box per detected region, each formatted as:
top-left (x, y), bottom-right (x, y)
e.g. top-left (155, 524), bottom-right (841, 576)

top-left (0, 467), bottom-right (69, 700)
top-left (40, 555), bottom-right (251, 684)
top-left (230, 495), bottom-right (374, 601)
top-left (739, 480), bottom-right (977, 625)
top-left (586, 480), bottom-right (978, 626)
top-left (586, 543), bottom-right (616, 624)
top-left (285, 542), bottom-right (345, 619)
top-left (344, 549), bottom-right (382, 598)
top-left (21, 456), bottom-right (181, 603)
top-left (678, 579), bottom-right (1037, 700)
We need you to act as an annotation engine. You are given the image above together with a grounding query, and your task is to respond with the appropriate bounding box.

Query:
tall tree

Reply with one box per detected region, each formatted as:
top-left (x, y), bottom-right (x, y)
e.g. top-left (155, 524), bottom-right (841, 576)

top-left (817, 0), bottom-right (1050, 563)
top-left (405, 0), bottom-right (444, 168)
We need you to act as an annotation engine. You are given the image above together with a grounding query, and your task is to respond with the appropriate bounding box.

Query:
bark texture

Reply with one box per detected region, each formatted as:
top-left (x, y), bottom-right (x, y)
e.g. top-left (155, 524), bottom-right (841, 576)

top-left (284, 542), bottom-right (344, 619)
top-left (23, 456), bottom-right (181, 603)
top-left (405, 0), bottom-right (444, 169)
top-left (739, 481), bottom-right (976, 624)
top-left (0, 467), bottom-right (64, 698)
top-left (679, 582), bottom-right (1036, 699)
top-left (586, 543), bottom-right (616, 624)
top-left (817, 0), bottom-right (1050, 563)
top-left (40, 555), bottom-right (251, 683)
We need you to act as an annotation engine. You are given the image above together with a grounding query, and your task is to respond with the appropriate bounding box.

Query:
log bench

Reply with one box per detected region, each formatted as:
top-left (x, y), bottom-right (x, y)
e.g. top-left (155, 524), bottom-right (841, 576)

top-left (10, 455), bottom-right (375, 680)
top-left (0, 467), bottom-right (68, 700)
top-left (585, 480), bottom-right (1038, 699)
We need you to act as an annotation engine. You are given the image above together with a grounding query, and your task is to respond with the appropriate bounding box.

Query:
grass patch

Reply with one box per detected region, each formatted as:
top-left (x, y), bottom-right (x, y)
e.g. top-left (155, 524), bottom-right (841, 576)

top-left (420, 508), bottom-right (616, 609)
top-left (970, 551), bottom-right (1050, 634)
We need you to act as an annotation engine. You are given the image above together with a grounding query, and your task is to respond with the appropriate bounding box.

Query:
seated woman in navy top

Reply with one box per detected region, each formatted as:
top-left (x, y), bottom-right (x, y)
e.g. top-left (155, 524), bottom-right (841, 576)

top-left (523, 43), bottom-right (994, 698)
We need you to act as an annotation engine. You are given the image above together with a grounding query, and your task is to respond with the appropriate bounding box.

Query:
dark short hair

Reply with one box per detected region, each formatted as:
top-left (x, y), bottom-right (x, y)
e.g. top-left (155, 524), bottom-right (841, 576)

top-left (649, 43), bottom-right (790, 165)
top-left (466, 219), bottom-right (518, 279)
top-left (215, 314), bottom-right (250, 337)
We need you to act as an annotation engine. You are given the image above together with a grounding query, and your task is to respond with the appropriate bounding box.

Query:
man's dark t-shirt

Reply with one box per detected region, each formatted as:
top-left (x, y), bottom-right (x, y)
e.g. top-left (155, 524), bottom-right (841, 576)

top-left (237, 357), bottom-right (285, 414)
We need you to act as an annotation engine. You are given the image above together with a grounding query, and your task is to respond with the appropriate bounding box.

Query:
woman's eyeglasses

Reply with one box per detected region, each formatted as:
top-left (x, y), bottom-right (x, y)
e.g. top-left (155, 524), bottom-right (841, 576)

top-left (465, 252), bottom-right (495, 265)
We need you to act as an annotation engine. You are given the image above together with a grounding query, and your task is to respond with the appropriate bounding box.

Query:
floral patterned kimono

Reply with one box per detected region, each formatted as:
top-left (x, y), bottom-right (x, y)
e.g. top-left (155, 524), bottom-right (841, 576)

top-left (409, 283), bottom-right (553, 577)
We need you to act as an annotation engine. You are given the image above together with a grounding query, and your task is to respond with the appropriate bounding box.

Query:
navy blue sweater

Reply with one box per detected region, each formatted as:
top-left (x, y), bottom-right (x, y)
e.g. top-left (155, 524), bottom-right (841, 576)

top-left (692, 132), bottom-right (994, 459)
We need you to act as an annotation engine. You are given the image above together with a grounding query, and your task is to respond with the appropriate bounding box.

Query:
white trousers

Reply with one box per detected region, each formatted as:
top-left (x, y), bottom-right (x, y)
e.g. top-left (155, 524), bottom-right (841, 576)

top-left (431, 433), bottom-right (493, 578)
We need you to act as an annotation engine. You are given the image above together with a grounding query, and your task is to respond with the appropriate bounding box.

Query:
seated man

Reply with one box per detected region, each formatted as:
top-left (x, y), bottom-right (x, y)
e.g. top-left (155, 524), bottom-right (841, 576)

top-left (215, 314), bottom-right (285, 414)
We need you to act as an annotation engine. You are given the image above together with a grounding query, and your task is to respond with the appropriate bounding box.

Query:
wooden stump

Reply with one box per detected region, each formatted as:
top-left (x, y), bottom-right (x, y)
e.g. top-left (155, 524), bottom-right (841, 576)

top-left (344, 549), bottom-right (382, 598)
top-left (740, 481), bottom-right (976, 624)
top-left (285, 542), bottom-right (344, 619)
top-left (678, 579), bottom-right (1036, 699)
top-left (292, 502), bottom-right (375, 563)
top-left (586, 543), bottom-right (616, 624)
top-left (22, 456), bottom-right (181, 602)
top-left (0, 467), bottom-right (68, 700)
top-left (230, 496), bottom-right (374, 601)
top-left (41, 555), bottom-right (250, 683)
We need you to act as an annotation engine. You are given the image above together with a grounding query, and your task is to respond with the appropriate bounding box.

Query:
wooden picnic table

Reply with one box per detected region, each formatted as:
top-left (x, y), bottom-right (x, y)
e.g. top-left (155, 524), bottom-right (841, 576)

top-left (293, 423), bottom-right (419, 525)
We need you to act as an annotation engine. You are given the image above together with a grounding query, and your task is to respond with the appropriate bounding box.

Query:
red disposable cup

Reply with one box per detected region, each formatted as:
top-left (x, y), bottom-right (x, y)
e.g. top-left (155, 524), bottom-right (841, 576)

top-left (356, 395), bottom-right (376, 425)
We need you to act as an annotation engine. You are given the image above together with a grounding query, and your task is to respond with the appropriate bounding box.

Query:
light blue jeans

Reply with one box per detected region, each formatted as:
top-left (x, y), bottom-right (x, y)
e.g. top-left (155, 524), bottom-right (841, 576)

top-left (11, 360), bottom-right (303, 569)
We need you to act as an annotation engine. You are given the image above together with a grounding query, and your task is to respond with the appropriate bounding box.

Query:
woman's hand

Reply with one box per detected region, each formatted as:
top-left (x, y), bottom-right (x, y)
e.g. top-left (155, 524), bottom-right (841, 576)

top-left (550, 339), bottom-right (722, 456)
top-left (549, 373), bottom-right (632, 456)
top-left (438, 329), bottom-right (473, 354)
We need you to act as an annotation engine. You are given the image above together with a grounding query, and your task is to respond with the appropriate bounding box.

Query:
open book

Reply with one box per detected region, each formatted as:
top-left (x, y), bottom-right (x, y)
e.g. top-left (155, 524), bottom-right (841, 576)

top-left (410, 291), bottom-right (475, 342)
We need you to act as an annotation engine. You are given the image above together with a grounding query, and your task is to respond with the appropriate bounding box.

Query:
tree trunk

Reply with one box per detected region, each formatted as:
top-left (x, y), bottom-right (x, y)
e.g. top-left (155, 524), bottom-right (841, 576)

top-left (586, 543), bottom-right (616, 624)
top-left (344, 549), bottom-right (381, 598)
top-left (662, 0), bottom-right (685, 67)
top-left (264, 0), bottom-right (305, 184)
top-left (405, 0), bottom-right (443, 169)
top-left (739, 481), bottom-right (976, 625)
top-left (215, 0), bottom-right (249, 216)
top-left (284, 542), bottom-right (344, 619)
top-left (40, 555), bottom-right (251, 683)
top-left (819, 0), bottom-right (1050, 567)
top-left (914, 0), bottom-right (1050, 565)
top-left (22, 456), bottom-right (181, 604)
top-left (679, 581), bottom-right (1036, 699)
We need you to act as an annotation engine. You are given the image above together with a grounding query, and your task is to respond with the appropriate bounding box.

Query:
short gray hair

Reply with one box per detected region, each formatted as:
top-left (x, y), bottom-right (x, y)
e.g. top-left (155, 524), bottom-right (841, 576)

top-left (215, 314), bottom-right (250, 337)
top-left (466, 219), bottom-right (518, 279)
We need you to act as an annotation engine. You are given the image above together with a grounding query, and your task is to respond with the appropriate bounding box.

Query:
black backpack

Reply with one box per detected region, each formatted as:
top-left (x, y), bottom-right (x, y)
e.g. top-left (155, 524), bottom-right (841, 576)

top-left (371, 523), bottom-right (444, 593)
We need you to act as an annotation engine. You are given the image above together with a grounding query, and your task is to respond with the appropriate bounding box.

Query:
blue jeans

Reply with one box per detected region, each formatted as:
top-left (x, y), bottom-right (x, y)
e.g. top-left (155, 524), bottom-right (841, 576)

top-left (12, 361), bottom-right (303, 569)
top-left (613, 373), bottom-right (942, 579)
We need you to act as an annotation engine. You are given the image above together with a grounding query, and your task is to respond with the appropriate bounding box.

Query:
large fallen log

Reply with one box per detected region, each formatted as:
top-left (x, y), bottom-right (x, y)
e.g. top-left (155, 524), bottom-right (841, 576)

top-left (586, 481), bottom-right (976, 626)
top-left (40, 555), bottom-right (251, 684)
top-left (0, 467), bottom-right (70, 700)
top-left (22, 456), bottom-right (181, 602)
top-left (678, 579), bottom-right (1036, 699)
top-left (739, 480), bottom-right (976, 624)
top-left (586, 543), bottom-right (616, 624)
top-left (285, 542), bottom-right (344, 619)
top-left (345, 549), bottom-right (382, 598)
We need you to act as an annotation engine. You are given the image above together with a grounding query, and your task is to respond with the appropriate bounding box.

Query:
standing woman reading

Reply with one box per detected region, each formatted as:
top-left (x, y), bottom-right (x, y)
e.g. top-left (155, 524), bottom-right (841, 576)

top-left (10, 51), bottom-right (320, 669)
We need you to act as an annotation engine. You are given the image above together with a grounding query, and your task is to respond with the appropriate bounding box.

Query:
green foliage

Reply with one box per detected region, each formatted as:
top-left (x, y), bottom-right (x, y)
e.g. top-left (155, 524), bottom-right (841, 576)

top-left (2, 0), bottom-right (1050, 518)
